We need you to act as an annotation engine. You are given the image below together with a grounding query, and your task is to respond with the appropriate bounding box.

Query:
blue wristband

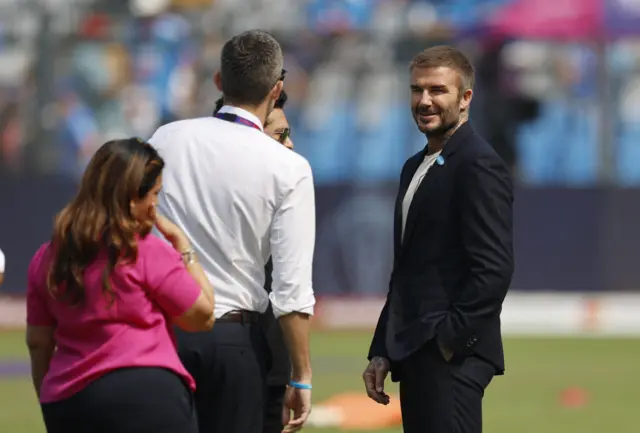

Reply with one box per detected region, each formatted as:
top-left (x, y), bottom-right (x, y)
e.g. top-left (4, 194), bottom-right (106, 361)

top-left (289, 380), bottom-right (312, 390)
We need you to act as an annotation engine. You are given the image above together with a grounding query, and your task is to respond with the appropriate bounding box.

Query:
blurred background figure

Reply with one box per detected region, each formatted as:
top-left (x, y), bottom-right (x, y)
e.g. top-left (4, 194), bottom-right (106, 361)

top-left (1, 1), bottom-right (640, 432)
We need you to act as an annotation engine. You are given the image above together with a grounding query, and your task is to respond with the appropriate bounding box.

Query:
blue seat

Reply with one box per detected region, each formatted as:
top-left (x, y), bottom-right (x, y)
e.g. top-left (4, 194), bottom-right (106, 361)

top-left (515, 102), bottom-right (564, 185)
top-left (514, 100), bottom-right (598, 186)
top-left (559, 106), bottom-right (598, 186)
top-left (351, 70), bottom-right (408, 183)
top-left (352, 102), bottom-right (406, 183)
top-left (294, 103), bottom-right (356, 185)
top-left (616, 125), bottom-right (640, 186)
top-left (292, 67), bottom-right (359, 185)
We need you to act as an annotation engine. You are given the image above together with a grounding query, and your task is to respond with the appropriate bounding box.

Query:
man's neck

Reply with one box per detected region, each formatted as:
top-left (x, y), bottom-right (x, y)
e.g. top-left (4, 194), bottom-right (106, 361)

top-left (224, 101), bottom-right (269, 126)
top-left (426, 117), bottom-right (468, 155)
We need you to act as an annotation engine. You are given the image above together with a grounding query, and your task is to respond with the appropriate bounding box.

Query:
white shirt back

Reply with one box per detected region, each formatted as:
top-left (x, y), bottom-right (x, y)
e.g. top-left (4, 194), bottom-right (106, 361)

top-left (148, 106), bottom-right (316, 318)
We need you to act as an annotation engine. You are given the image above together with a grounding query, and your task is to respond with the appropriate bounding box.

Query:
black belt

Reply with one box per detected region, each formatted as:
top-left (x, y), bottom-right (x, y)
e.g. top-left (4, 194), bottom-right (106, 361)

top-left (217, 310), bottom-right (260, 324)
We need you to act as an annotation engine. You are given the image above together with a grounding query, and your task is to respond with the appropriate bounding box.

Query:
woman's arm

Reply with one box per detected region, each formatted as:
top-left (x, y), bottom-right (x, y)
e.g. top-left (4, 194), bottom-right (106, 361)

top-left (26, 325), bottom-right (56, 398)
top-left (171, 246), bottom-right (215, 332)
top-left (152, 215), bottom-right (215, 331)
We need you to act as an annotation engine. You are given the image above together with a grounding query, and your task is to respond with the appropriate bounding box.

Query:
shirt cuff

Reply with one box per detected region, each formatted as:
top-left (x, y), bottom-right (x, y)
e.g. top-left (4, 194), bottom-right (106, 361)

top-left (270, 299), bottom-right (315, 319)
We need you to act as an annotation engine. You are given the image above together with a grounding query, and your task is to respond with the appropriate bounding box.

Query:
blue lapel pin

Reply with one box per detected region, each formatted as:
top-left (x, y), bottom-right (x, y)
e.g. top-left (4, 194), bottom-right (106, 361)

top-left (436, 155), bottom-right (445, 166)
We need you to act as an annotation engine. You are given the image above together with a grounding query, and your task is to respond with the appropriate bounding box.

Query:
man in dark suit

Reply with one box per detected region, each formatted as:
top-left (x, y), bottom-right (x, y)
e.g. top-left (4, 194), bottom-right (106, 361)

top-left (362, 45), bottom-right (514, 433)
top-left (215, 89), bottom-right (293, 433)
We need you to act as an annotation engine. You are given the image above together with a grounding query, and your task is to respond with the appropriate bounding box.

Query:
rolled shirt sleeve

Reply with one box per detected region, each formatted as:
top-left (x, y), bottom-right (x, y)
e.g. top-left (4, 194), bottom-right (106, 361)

top-left (269, 159), bottom-right (316, 318)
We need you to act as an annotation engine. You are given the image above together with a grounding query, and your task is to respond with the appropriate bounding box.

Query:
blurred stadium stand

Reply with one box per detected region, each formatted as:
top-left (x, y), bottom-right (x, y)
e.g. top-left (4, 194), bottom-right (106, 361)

top-left (3, 6), bottom-right (640, 433)
top-left (2, 0), bottom-right (640, 298)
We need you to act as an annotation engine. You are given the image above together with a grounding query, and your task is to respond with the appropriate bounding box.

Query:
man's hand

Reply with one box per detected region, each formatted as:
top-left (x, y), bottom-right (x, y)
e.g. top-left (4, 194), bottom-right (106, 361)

top-left (363, 356), bottom-right (391, 405)
top-left (282, 385), bottom-right (312, 433)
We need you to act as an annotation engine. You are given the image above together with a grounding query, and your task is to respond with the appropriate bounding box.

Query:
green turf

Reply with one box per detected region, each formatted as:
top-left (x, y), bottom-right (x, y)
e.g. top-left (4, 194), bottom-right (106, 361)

top-left (2, 330), bottom-right (639, 432)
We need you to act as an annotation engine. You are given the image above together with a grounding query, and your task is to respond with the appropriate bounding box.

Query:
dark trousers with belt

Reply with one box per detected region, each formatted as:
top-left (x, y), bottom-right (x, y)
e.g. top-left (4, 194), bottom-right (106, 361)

top-left (176, 311), bottom-right (269, 433)
top-left (41, 367), bottom-right (197, 433)
top-left (398, 340), bottom-right (495, 433)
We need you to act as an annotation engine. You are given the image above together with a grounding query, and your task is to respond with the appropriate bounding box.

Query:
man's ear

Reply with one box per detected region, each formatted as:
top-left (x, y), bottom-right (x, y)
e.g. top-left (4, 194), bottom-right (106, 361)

top-left (214, 71), bottom-right (222, 92)
top-left (271, 80), bottom-right (283, 102)
top-left (460, 88), bottom-right (473, 113)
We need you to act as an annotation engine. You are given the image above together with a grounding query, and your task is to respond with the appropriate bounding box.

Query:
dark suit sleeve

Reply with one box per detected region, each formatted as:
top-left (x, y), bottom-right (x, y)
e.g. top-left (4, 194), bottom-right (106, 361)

top-left (367, 294), bottom-right (389, 360)
top-left (437, 155), bottom-right (514, 354)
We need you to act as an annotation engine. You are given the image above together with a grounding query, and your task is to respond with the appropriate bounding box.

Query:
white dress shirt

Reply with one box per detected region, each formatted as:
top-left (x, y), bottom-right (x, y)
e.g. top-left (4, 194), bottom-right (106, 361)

top-left (148, 106), bottom-right (316, 319)
top-left (401, 151), bottom-right (441, 241)
top-left (0, 247), bottom-right (4, 273)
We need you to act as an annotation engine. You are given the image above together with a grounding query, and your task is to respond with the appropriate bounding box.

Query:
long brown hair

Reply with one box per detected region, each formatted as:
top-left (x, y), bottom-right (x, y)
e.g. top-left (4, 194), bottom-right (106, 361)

top-left (47, 138), bottom-right (164, 306)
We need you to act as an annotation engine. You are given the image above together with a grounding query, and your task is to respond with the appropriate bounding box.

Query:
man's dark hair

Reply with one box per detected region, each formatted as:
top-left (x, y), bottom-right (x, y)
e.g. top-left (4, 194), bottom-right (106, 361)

top-left (220, 30), bottom-right (284, 105)
top-left (410, 45), bottom-right (475, 91)
top-left (214, 90), bottom-right (288, 115)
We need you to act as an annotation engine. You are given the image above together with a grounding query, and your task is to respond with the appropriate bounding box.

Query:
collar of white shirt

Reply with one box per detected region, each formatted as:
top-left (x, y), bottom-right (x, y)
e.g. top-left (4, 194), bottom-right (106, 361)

top-left (217, 105), bottom-right (264, 132)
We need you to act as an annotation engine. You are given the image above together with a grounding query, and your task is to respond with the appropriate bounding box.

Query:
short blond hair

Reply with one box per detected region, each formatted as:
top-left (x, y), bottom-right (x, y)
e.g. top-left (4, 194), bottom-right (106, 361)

top-left (410, 45), bottom-right (475, 92)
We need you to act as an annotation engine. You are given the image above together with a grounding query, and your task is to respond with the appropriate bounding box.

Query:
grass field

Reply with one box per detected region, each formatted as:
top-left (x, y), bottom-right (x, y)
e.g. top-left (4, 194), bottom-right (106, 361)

top-left (1, 330), bottom-right (639, 432)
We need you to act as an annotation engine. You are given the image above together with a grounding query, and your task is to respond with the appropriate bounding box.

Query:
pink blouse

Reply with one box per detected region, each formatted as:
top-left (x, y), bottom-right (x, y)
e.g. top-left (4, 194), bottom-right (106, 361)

top-left (26, 234), bottom-right (201, 403)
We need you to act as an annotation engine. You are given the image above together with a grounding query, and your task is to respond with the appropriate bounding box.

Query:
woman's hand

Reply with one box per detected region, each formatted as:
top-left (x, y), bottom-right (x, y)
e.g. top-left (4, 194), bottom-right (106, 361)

top-left (154, 213), bottom-right (191, 252)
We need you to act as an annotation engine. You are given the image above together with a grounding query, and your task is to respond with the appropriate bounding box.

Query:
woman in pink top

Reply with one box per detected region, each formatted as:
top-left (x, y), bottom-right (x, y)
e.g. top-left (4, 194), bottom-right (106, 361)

top-left (26, 138), bottom-right (216, 433)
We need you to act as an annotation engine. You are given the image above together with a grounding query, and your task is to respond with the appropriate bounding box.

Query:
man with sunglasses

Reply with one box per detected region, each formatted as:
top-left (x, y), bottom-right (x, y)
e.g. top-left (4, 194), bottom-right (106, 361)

top-left (263, 93), bottom-right (293, 150)
top-left (150, 31), bottom-right (315, 433)
top-left (215, 88), bottom-right (294, 433)
top-left (214, 88), bottom-right (292, 150)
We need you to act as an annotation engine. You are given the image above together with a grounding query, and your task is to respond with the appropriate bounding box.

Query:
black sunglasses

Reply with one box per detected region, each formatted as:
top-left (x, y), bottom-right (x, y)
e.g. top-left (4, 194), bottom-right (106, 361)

top-left (277, 127), bottom-right (290, 145)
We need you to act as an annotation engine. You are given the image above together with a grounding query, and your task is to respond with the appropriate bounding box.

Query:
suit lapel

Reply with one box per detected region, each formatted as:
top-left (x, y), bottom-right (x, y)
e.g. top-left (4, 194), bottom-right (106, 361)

top-left (400, 122), bottom-right (474, 258)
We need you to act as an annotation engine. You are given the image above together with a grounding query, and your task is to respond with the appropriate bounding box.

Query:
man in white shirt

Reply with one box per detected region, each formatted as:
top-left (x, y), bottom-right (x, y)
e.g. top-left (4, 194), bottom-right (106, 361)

top-left (215, 89), bottom-right (294, 433)
top-left (149, 30), bottom-right (315, 433)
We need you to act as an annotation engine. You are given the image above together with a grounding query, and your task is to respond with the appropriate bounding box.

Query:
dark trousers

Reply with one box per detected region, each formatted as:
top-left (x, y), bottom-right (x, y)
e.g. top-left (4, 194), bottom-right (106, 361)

top-left (41, 367), bottom-right (198, 433)
top-left (263, 385), bottom-right (286, 433)
top-left (260, 302), bottom-right (290, 433)
top-left (176, 320), bottom-right (269, 433)
top-left (398, 340), bottom-right (495, 433)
